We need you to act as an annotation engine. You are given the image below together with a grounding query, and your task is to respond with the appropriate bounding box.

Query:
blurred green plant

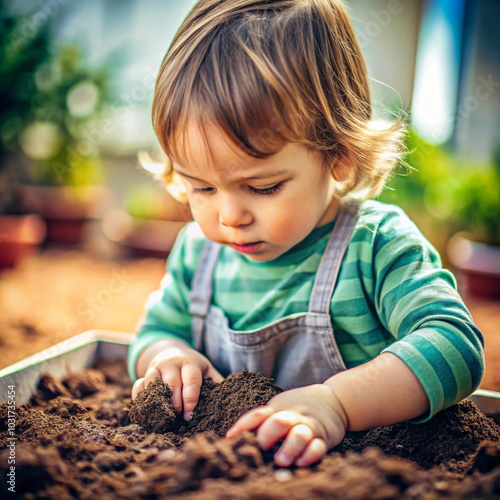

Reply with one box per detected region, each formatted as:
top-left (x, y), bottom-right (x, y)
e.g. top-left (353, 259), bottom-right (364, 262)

top-left (379, 129), bottom-right (500, 248)
top-left (125, 182), bottom-right (190, 222)
top-left (126, 184), bottom-right (169, 219)
top-left (0, 4), bottom-right (50, 212)
top-left (19, 44), bottom-right (109, 187)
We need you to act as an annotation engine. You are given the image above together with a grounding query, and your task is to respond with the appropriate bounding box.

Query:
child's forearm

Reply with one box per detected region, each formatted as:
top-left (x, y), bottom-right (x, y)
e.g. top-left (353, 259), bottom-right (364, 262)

top-left (323, 352), bottom-right (429, 431)
top-left (135, 338), bottom-right (192, 379)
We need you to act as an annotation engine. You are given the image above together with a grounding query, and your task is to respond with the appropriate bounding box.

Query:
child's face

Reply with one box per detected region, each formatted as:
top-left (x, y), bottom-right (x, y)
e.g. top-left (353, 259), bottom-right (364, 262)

top-left (173, 122), bottom-right (339, 262)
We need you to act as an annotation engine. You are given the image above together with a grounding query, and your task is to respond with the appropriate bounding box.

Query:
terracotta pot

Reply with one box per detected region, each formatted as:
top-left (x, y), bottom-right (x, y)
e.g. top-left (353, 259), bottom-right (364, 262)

top-left (447, 233), bottom-right (500, 298)
top-left (20, 185), bottom-right (113, 245)
top-left (102, 209), bottom-right (186, 259)
top-left (0, 214), bottom-right (46, 269)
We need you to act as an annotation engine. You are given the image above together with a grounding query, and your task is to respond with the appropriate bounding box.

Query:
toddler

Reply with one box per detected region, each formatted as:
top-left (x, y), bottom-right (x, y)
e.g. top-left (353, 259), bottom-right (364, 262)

top-left (127, 0), bottom-right (484, 468)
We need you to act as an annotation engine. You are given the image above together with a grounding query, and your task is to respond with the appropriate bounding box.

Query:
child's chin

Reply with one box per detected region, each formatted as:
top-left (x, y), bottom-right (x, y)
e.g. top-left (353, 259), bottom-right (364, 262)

top-left (241, 248), bottom-right (285, 263)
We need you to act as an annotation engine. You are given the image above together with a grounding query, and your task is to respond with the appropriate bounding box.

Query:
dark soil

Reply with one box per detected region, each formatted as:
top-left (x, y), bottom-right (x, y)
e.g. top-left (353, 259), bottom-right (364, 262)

top-left (335, 400), bottom-right (500, 474)
top-left (1, 360), bottom-right (500, 499)
top-left (128, 371), bottom-right (282, 438)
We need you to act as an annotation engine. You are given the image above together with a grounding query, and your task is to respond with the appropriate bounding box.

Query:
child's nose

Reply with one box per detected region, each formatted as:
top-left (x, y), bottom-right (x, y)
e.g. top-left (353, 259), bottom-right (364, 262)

top-left (219, 196), bottom-right (253, 228)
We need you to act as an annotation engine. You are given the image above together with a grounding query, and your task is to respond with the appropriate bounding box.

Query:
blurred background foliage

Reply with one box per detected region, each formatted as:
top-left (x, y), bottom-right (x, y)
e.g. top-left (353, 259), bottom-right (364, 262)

top-left (0, 4), bottom-right (48, 162)
top-left (125, 182), bottom-right (188, 222)
top-left (19, 44), bottom-right (109, 187)
top-left (0, 3), bottom-right (49, 212)
top-left (379, 130), bottom-right (500, 250)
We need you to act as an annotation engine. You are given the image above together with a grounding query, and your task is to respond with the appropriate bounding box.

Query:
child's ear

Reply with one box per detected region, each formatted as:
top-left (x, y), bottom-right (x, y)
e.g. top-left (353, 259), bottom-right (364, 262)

top-left (330, 152), bottom-right (355, 182)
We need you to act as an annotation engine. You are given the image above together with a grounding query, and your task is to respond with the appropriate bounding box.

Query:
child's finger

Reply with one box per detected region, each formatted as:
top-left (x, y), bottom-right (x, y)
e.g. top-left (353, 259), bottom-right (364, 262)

top-left (225, 406), bottom-right (275, 438)
top-left (294, 438), bottom-right (328, 467)
top-left (204, 363), bottom-right (225, 383)
top-left (273, 423), bottom-right (313, 467)
top-left (181, 362), bottom-right (202, 420)
top-left (159, 365), bottom-right (183, 414)
top-left (255, 411), bottom-right (301, 450)
top-left (131, 378), bottom-right (145, 400)
top-left (144, 366), bottom-right (161, 388)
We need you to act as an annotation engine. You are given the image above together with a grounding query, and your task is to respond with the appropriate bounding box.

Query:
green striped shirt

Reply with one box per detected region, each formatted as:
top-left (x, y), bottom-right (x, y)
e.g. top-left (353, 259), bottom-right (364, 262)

top-left (127, 201), bottom-right (484, 421)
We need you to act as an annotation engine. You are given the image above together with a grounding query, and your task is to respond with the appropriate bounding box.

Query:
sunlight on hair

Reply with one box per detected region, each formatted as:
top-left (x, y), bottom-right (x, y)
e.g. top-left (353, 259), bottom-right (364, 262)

top-left (137, 151), bottom-right (188, 203)
top-left (164, 171), bottom-right (188, 203)
top-left (137, 151), bottom-right (165, 176)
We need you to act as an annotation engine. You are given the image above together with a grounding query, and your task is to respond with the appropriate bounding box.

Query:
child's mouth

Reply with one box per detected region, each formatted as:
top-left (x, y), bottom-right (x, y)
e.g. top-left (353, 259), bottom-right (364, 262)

top-left (231, 241), bottom-right (263, 253)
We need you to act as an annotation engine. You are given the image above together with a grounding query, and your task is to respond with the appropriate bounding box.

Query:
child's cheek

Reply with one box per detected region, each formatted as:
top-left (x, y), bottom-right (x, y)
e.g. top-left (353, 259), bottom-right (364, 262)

top-left (185, 198), bottom-right (214, 233)
top-left (187, 194), bottom-right (210, 215)
top-left (264, 207), bottom-right (310, 243)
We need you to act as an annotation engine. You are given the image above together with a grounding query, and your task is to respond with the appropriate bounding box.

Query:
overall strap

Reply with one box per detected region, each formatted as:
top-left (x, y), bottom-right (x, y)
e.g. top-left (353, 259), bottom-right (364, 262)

top-left (308, 203), bottom-right (360, 315)
top-left (188, 240), bottom-right (222, 351)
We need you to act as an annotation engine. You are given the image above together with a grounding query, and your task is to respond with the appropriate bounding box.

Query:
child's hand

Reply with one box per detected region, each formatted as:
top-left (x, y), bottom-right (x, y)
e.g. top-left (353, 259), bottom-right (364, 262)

top-left (131, 345), bottom-right (224, 420)
top-left (226, 384), bottom-right (347, 468)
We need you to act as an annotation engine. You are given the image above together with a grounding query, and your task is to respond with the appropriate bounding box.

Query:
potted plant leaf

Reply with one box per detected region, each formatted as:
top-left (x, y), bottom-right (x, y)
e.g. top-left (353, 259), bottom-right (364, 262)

top-left (18, 44), bottom-right (111, 245)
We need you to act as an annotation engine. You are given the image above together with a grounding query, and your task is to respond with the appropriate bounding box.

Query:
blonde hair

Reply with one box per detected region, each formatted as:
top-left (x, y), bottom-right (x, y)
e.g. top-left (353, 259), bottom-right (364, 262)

top-left (151, 0), bottom-right (407, 202)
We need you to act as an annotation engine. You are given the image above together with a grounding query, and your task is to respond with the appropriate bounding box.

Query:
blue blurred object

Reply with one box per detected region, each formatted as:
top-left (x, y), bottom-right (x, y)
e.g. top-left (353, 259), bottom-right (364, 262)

top-left (411, 0), bottom-right (467, 145)
top-left (411, 0), bottom-right (500, 160)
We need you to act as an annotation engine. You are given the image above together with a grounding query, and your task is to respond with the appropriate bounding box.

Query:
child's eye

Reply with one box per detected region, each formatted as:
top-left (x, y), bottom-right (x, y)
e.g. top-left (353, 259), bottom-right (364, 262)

top-left (192, 186), bottom-right (214, 194)
top-left (251, 183), bottom-right (283, 196)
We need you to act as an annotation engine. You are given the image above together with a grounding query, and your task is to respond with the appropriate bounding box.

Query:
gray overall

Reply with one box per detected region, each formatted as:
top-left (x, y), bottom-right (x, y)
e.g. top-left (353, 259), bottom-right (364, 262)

top-left (188, 204), bottom-right (359, 390)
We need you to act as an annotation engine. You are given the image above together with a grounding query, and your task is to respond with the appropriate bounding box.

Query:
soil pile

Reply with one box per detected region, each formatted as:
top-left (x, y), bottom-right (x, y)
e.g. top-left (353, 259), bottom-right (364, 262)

top-left (1, 360), bottom-right (500, 499)
top-left (336, 399), bottom-right (500, 474)
top-left (129, 371), bottom-right (282, 438)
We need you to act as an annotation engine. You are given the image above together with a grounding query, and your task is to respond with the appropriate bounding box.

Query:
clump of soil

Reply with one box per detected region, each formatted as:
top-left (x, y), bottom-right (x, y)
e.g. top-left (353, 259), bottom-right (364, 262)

top-left (129, 379), bottom-right (177, 433)
top-left (62, 369), bottom-right (107, 398)
top-left (1, 360), bottom-right (500, 499)
top-left (30, 368), bottom-right (107, 406)
top-left (129, 371), bottom-right (282, 438)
